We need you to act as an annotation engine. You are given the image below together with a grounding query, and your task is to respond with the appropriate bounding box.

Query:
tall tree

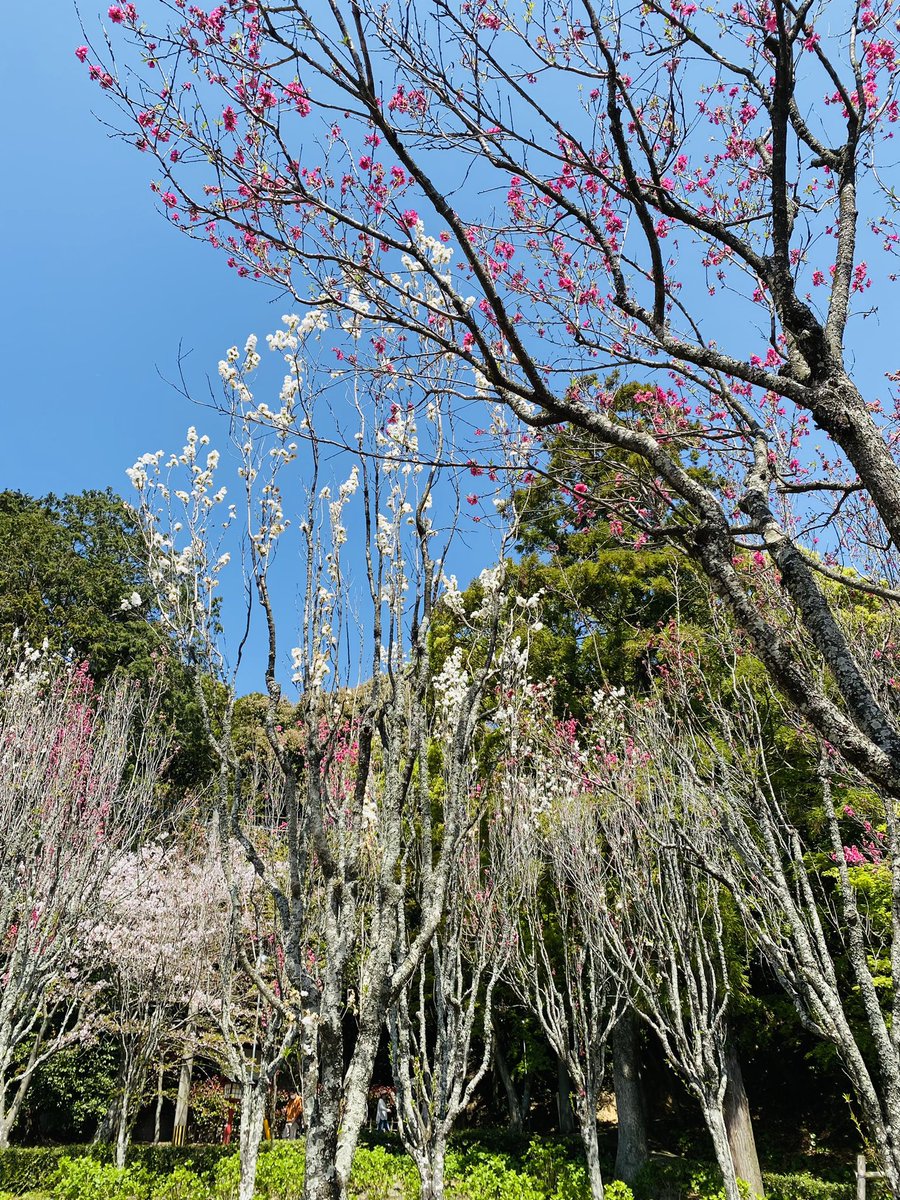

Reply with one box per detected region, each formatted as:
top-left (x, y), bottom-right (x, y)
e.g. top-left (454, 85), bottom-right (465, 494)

top-left (127, 340), bottom-right (523, 1200)
top-left (0, 657), bottom-right (166, 1147)
top-left (82, 0), bottom-right (900, 799)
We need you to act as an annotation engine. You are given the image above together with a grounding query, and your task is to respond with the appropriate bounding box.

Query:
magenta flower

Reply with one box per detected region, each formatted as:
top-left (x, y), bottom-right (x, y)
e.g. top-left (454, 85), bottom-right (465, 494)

top-left (75, 45), bottom-right (89, 63)
top-left (222, 106), bottom-right (237, 132)
top-left (108, 5), bottom-right (125, 22)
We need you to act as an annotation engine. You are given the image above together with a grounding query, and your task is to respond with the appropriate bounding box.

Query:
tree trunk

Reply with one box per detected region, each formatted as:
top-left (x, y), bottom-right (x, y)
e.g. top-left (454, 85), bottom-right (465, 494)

top-left (302, 1022), bottom-right (345, 1200)
top-left (154, 1060), bottom-right (164, 1142)
top-left (705, 1103), bottom-right (741, 1200)
top-left (115, 1085), bottom-right (132, 1169)
top-left (0, 1095), bottom-right (13, 1150)
top-left (238, 1082), bottom-right (267, 1200)
top-left (335, 1016), bottom-right (383, 1184)
top-left (557, 1057), bottom-right (575, 1135)
top-left (723, 1038), bottom-right (764, 1198)
top-left (577, 1100), bottom-right (605, 1200)
top-left (95, 1097), bottom-right (117, 1145)
top-left (612, 1012), bottom-right (648, 1186)
top-left (493, 1033), bottom-right (523, 1133)
top-left (172, 1053), bottom-right (192, 1145)
top-left (414, 1136), bottom-right (448, 1200)
top-left (173, 997), bottom-right (199, 1146)
top-left (0, 1074), bottom-right (29, 1150)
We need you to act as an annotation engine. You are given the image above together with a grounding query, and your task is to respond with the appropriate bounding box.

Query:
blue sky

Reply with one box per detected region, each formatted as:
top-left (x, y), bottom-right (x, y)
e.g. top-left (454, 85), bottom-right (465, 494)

top-left (0, 6), bottom-right (505, 684)
top-left (0, 6), bottom-right (281, 501)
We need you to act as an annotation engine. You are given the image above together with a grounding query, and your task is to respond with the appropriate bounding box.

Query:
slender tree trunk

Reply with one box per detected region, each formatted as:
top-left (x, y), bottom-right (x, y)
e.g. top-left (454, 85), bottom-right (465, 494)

top-left (173, 1004), bottom-right (198, 1146)
top-left (723, 1039), bottom-right (764, 1198)
top-left (95, 1097), bottom-right (117, 1145)
top-left (0, 1093), bottom-right (13, 1150)
top-left (238, 1082), bottom-right (267, 1200)
top-left (172, 1053), bottom-right (192, 1145)
top-left (612, 1012), bottom-right (648, 1186)
top-left (557, 1057), bottom-right (575, 1135)
top-left (493, 1034), bottom-right (523, 1133)
top-left (115, 1085), bottom-right (132, 1169)
top-left (0, 1076), bottom-right (29, 1149)
top-left (705, 1104), bottom-right (741, 1200)
top-left (429, 1136), bottom-right (448, 1200)
top-left (335, 1014), bottom-right (384, 1183)
top-left (577, 1101), bottom-right (605, 1200)
top-left (0, 1053), bottom-right (38, 1148)
top-left (154, 1060), bottom-right (164, 1144)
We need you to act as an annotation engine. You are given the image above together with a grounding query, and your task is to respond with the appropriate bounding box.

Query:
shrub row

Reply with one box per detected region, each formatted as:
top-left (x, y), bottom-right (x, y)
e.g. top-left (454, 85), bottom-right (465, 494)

top-left (633, 1158), bottom-right (853, 1200)
top-left (0, 1141), bottom-right (857, 1200)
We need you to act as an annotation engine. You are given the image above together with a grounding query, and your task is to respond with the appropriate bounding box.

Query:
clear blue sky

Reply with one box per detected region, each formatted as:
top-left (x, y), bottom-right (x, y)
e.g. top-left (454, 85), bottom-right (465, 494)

top-left (0, 7), bottom-right (503, 683)
top-left (0, 5), bottom-right (280, 501)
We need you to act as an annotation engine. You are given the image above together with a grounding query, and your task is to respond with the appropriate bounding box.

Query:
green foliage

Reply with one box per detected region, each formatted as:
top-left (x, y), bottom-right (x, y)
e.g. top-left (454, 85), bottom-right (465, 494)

top-left (186, 1081), bottom-right (231, 1147)
top-left (0, 1146), bottom-right (235, 1195)
top-left (52, 1156), bottom-right (153, 1200)
top-left (634, 1159), bottom-right (852, 1200)
top-left (0, 490), bottom-right (151, 678)
top-left (151, 1166), bottom-right (209, 1200)
top-left (347, 1144), bottom-right (416, 1199)
top-left (763, 1173), bottom-right (853, 1200)
top-left (445, 1147), bottom-right (543, 1200)
top-left (603, 1184), bottom-right (636, 1200)
top-left (0, 1147), bottom-right (104, 1194)
top-left (20, 1040), bottom-right (119, 1142)
top-left (521, 1140), bottom-right (599, 1200)
top-left (0, 1144), bottom-right (856, 1200)
top-left (0, 488), bottom-right (213, 788)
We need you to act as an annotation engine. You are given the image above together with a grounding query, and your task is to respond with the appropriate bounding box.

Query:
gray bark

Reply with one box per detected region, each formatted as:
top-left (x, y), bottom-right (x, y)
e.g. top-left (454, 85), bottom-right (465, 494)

top-left (172, 997), bottom-right (199, 1145)
top-left (612, 1012), bottom-right (649, 1186)
top-left (153, 1059), bottom-right (164, 1145)
top-left (238, 1082), bottom-right (267, 1200)
top-left (557, 1057), bottom-right (575, 1135)
top-left (115, 1083), bottom-right (133, 1169)
top-left (577, 1101), bottom-right (605, 1200)
top-left (723, 1038), bottom-right (764, 1198)
top-left (706, 1104), bottom-right (742, 1200)
top-left (172, 1053), bottom-right (192, 1145)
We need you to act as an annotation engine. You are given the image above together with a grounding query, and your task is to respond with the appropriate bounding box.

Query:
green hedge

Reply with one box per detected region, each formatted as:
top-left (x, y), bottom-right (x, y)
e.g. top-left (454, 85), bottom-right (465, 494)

top-left (763, 1173), bottom-right (853, 1200)
top-left (0, 1144), bottom-right (241, 1195)
top-left (0, 1141), bottom-right (858, 1200)
top-left (634, 1158), bottom-right (854, 1200)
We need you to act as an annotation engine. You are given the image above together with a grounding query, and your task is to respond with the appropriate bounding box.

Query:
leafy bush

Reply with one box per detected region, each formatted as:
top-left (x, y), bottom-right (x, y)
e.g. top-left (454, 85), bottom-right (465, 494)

top-left (445, 1147), bottom-right (543, 1200)
top-left (52, 1156), bottom-right (153, 1200)
top-left (349, 1145), bottom-right (417, 1200)
top-left (187, 1082), bottom-right (230, 1147)
top-left (152, 1165), bottom-right (209, 1200)
top-left (0, 1144), bottom-right (235, 1195)
top-left (635, 1159), bottom-right (854, 1200)
top-left (0, 1140), bottom-right (857, 1200)
top-left (603, 1183), bottom-right (635, 1200)
top-left (127, 1146), bottom-right (235, 1180)
top-left (763, 1173), bottom-right (853, 1200)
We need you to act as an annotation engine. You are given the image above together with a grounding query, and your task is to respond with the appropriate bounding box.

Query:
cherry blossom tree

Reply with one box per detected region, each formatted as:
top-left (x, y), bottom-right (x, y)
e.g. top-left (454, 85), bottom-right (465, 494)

top-left (91, 837), bottom-right (227, 1166)
top-left (82, 0), bottom-right (900, 804)
top-left (126, 329), bottom-right (521, 1200)
top-left (0, 653), bottom-right (166, 1148)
